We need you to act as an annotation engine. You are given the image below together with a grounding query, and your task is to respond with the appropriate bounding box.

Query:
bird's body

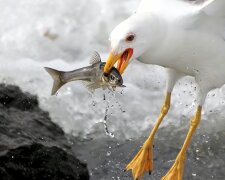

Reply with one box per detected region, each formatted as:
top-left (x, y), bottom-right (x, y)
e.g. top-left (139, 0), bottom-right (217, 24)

top-left (103, 0), bottom-right (225, 179)
top-left (108, 0), bottom-right (225, 107)
top-left (134, 0), bottom-right (225, 103)
top-left (139, 22), bottom-right (225, 88)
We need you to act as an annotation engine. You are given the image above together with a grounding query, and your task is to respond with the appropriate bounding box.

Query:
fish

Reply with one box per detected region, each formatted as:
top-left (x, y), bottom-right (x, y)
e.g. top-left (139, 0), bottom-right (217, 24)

top-left (44, 51), bottom-right (125, 95)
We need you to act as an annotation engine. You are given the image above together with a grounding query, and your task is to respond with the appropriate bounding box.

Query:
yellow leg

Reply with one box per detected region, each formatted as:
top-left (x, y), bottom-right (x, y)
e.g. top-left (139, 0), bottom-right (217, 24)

top-left (125, 93), bottom-right (171, 180)
top-left (161, 106), bottom-right (202, 180)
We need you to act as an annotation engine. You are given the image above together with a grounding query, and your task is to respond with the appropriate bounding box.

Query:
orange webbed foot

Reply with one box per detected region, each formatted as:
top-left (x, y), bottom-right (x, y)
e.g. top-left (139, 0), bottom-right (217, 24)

top-left (161, 154), bottom-right (185, 180)
top-left (125, 140), bottom-right (154, 180)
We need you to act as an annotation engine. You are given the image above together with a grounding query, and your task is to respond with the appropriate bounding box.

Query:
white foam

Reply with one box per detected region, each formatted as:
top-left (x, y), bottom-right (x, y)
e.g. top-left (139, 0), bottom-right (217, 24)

top-left (1, 0), bottom-right (225, 140)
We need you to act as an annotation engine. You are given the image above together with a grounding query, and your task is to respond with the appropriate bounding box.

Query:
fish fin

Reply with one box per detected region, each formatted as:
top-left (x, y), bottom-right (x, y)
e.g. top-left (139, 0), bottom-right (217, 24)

top-left (81, 81), bottom-right (91, 86)
top-left (89, 51), bottom-right (101, 65)
top-left (82, 81), bottom-right (97, 93)
top-left (82, 81), bottom-right (93, 92)
top-left (44, 67), bottom-right (65, 95)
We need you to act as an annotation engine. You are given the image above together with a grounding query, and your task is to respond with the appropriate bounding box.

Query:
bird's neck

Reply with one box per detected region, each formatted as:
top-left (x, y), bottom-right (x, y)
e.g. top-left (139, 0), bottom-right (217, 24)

top-left (136, 13), bottom-right (169, 65)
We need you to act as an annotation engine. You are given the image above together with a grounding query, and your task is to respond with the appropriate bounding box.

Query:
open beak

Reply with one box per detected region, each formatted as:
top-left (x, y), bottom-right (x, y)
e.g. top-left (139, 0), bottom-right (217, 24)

top-left (104, 48), bottom-right (133, 75)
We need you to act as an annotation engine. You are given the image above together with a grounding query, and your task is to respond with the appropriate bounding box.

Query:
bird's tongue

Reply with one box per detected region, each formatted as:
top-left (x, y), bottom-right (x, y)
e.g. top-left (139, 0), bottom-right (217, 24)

top-left (117, 50), bottom-right (128, 71)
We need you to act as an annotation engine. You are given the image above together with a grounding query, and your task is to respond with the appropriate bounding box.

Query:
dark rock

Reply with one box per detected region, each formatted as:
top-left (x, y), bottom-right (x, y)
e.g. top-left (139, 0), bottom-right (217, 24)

top-left (0, 84), bottom-right (89, 180)
top-left (0, 84), bottom-right (38, 111)
top-left (0, 83), bottom-right (66, 152)
top-left (0, 143), bottom-right (89, 180)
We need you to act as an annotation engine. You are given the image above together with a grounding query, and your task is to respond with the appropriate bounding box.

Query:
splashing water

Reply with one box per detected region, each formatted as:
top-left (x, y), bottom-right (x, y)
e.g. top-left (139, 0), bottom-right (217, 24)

top-left (2, 1), bottom-right (225, 179)
top-left (98, 90), bottom-right (125, 138)
top-left (87, 88), bottom-right (127, 139)
top-left (103, 99), bottom-right (115, 138)
top-left (1, 0), bottom-right (225, 141)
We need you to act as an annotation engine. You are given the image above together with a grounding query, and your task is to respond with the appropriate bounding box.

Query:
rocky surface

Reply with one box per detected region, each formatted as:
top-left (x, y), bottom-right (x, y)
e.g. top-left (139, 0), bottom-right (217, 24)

top-left (0, 143), bottom-right (89, 180)
top-left (0, 84), bottom-right (89, 180)
top-left (0, 84), bottom-right (66, 151)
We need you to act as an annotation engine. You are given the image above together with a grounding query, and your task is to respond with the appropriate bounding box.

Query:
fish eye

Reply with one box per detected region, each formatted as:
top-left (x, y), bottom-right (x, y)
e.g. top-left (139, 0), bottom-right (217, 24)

top-left (126, 33), bottom-right (135, 42)
top-left (110, 75), bottom-right (115, 80)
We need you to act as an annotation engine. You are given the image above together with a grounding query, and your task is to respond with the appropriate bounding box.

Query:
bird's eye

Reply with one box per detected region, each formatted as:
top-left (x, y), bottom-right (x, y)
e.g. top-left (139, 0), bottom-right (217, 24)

top-left (126, 34), bottom-right (135, 42)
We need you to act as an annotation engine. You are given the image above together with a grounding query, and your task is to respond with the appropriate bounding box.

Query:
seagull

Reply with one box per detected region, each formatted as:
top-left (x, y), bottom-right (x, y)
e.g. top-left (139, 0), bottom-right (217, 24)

top-left (103, 0), bottom-right (225, 179)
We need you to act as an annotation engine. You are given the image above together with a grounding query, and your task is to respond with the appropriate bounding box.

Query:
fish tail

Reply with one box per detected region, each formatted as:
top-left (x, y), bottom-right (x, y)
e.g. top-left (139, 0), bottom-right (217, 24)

top-left (44, 67), bottom-right (65, 95)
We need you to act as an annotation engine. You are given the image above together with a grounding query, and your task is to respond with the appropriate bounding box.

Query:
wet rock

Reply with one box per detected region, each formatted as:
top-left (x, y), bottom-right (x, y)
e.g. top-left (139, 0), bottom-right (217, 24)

top-left (0, 84), bottom-right (38, 111)
top-left (0, 83), bottom-right (66, 151)
top-left (0, 143), bottom-right (89, 180)
top-left (0, 84), bottom-right (89, 180)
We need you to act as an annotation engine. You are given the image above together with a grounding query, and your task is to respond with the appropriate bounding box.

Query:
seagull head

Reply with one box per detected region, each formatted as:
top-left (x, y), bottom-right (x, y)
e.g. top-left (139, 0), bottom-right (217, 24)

top-left (104, 13), bottom-right (159, 75)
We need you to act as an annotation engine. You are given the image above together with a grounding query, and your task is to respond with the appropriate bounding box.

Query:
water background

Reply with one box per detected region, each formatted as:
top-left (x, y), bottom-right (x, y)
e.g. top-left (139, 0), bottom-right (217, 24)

top-left (1, 0), bottom-right (225, 179)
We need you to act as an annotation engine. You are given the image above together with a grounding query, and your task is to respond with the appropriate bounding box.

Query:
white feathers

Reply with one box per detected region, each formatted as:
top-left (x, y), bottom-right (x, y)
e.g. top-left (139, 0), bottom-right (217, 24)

top-left (138, 0), bottom-right (224, 19)
top-left (203, 0), bottom-right (225, 17)
top-left (198, 0), bottom-right (216, 10)
top-left (135, 0), bottom-right (225, 37)
top-left (109, 0), bottom-right (225, 104)
top-left (138, 0), bottom-right (199, 18)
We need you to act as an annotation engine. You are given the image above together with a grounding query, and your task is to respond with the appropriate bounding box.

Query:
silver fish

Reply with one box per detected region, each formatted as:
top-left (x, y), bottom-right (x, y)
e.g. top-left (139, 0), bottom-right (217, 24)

top-left (44, 51), bottom-right (125, 95)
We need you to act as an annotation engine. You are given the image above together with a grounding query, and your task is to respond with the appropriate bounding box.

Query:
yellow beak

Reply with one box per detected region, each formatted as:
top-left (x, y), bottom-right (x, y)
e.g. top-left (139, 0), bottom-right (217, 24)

top-left (104, 51), bottom-right (122, 74)
top-left (104, 48), bottom-right (133, 75)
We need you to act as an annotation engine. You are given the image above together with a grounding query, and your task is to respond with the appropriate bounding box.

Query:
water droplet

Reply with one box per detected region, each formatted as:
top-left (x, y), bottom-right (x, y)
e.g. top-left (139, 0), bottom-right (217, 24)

top-left (102, 98), bottom-right (115, 138)
top-left (108, 132), bottom-right (115, 138)
top-left (92, 100), bottom-right (96, 107)
top-left (106, 151), bottom-right (111, 156)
